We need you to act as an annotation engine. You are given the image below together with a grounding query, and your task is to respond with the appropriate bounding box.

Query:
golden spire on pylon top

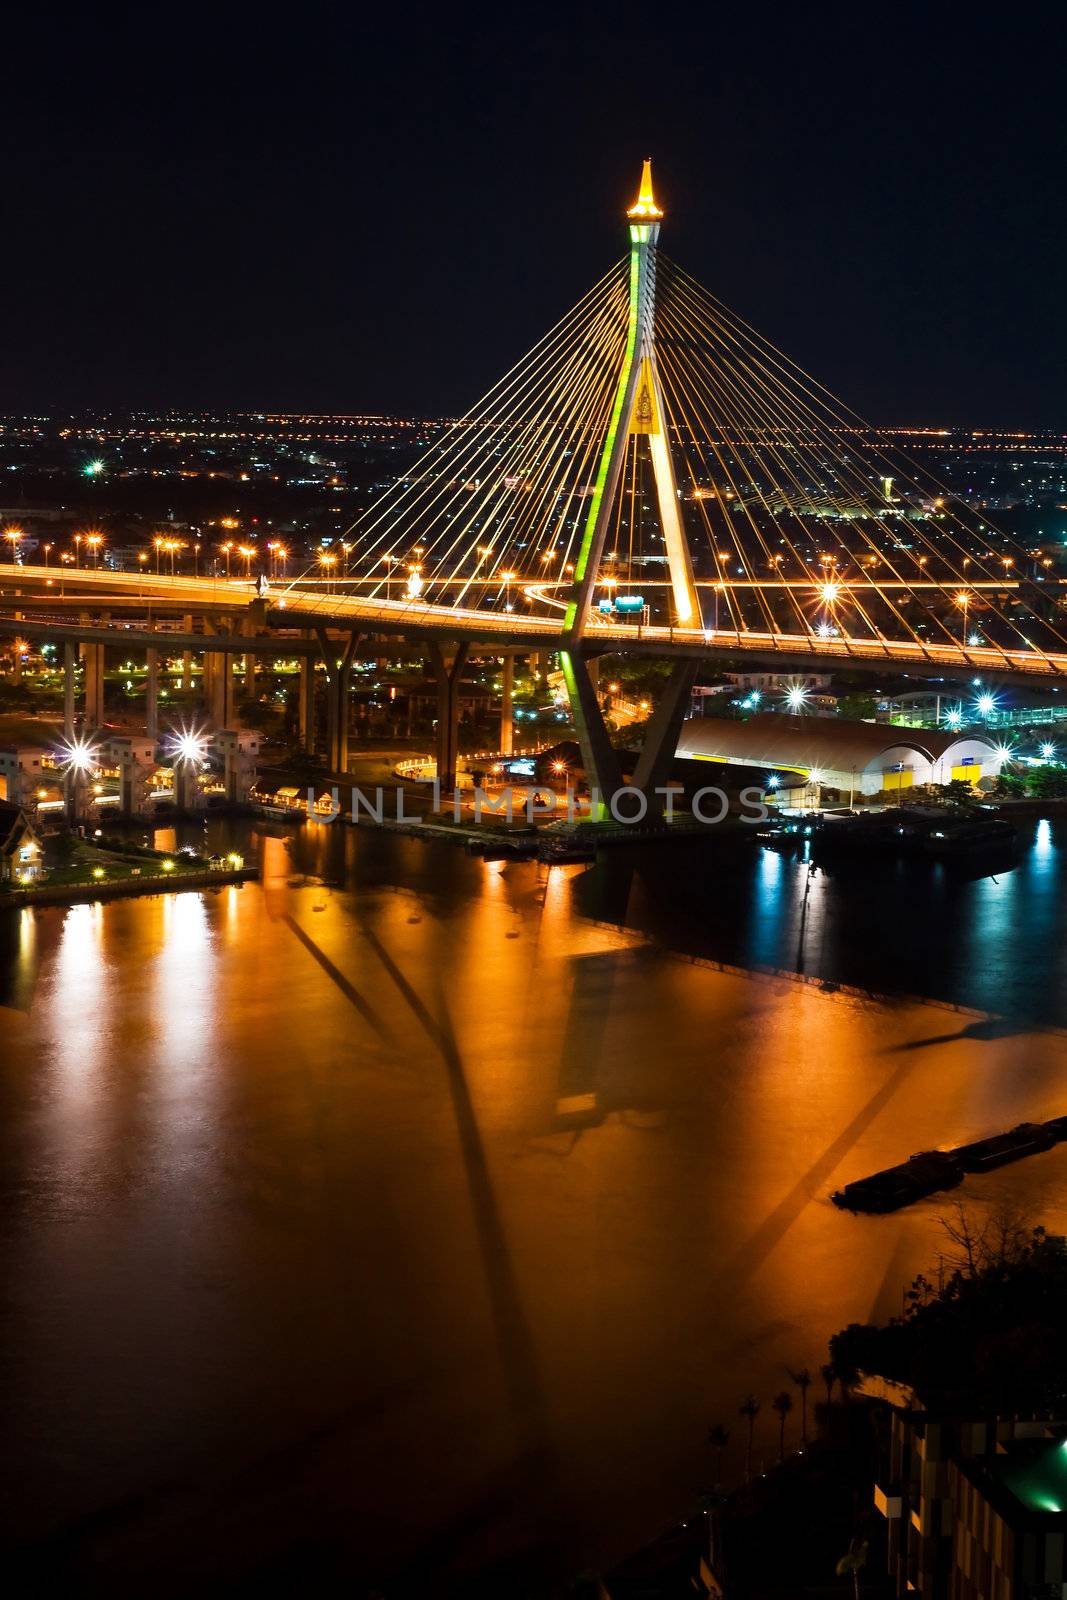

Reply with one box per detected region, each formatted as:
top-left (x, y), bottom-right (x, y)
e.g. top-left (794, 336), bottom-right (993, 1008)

top-left (627, 157), bottom-right (663, 220)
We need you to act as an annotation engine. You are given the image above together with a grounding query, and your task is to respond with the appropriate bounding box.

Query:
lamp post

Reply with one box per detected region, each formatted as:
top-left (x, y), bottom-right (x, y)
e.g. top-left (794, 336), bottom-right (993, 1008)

top-left (955, 589), bottom-right (971, 647)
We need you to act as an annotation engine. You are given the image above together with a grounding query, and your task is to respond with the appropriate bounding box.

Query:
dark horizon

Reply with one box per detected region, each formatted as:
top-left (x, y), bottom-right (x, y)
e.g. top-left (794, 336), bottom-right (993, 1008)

top-left (3, 2), bottom-right (1066, 429)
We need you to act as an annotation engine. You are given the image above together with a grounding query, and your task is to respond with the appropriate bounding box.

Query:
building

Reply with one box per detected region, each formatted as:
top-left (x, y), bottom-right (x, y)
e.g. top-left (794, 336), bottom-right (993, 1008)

top-left (0, 801), bottom-right (42, 883)
top-left (675, 712), bottom-right (1002, 797)
top-left (0, 745), bottom-right (51, 807)
top-left (868, 1381), bottom-right (1067, 1599)
top-left (952, 1440), bottom-right (1067, 1598)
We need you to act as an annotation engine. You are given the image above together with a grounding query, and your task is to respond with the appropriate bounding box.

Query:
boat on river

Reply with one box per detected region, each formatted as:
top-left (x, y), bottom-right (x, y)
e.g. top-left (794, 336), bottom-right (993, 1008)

top-left (834, 1116), bottom-right (1067, 1214)
top-left (832, 1150), bottom-right (963, 1213)
top-left (952, 1121), bottom-right (1057, 1172)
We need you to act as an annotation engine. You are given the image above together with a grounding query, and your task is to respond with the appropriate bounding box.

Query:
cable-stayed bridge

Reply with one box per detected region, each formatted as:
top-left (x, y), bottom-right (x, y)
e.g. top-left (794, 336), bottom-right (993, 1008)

top-left (3, 162), bottom-right (1065, 794)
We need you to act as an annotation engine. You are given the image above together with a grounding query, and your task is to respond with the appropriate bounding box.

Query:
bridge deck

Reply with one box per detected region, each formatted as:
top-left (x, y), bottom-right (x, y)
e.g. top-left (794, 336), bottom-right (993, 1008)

top-left (2, 564), bottom-right (1066, 683)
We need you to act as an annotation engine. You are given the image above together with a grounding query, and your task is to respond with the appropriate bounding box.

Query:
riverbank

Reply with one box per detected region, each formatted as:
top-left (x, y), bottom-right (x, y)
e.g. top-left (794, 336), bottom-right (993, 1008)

top-left (0, 862), bottom-right (258, 909)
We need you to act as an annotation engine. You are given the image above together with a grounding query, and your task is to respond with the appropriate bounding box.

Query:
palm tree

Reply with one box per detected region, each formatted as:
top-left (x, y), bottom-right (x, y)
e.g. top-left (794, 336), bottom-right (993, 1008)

top-left (739, 1395), bottom-right (760, 1482)
top-left (707, 1422), bottom-right (730, 1487)
top-left (790, 1367), bottom-right (812, 1443)
top-left (772, 1391), bottom-right (793, 1462)
top-left (820, 1361), bottom-right (836, 1406)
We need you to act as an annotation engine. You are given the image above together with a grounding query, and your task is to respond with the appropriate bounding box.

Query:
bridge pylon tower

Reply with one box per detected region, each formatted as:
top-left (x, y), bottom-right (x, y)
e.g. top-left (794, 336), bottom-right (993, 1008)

top-left (566, 158), bottom-right (698, 635)
top-left (562, 160), bottom-right (697, 810)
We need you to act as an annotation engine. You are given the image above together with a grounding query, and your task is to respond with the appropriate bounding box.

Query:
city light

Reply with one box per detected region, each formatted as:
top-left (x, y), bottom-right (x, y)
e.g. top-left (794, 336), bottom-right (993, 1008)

top-left (944, 708), bottom-right (963, 728)
top-left (976, 692), bottom-right (997, 717)
top-left (57, 737), bottom-right (98, 773)
top-left (785, 684), bottom-right (809, 711)
top-left (1041, 742), bottom-right (1056, 760)
top-left (171, 727), bottom-right (207, 766)
top-left (83, 459), bottom-right (105, 477)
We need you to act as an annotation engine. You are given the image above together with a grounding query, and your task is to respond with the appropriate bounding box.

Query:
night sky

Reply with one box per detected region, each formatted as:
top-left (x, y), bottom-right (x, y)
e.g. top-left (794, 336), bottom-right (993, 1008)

top-left (3, 2), bottom-right (1065, 426)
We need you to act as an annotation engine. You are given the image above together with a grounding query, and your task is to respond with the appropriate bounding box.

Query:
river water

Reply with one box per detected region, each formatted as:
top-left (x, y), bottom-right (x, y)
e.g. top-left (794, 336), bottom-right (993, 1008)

top-left (4, 817), bottom-right (1067, 1594)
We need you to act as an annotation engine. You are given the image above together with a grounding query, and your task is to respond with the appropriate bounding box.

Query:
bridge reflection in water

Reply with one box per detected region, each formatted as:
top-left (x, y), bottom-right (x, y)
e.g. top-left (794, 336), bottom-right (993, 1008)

top-left (4, 821), bottom-right (1067, 1589)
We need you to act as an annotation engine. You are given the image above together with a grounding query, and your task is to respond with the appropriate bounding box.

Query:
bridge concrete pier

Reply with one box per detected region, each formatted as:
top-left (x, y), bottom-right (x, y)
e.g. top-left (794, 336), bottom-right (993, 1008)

top-left (428, 640), bottom-right (470, 793)
top-left (298, 643), bottom-right (316, 753)
top-left (241, 612), bottom-right (258, 702)
top-left (202, 637), bottom-right (236, 730)
top-left (81, 641), bottom-right (105, 728)
top-left (559, 647), bottom-right (622, 808)
top-left (182, 614), bottom-right (193, 689)
top-left (63, 641), bottom-right (76, 741)
top-left (199, 620), bottom-right (232, 730)
top-left (630, 659), bottom-right (699, 811)
top-left (500, 652), bottom-right (515, 757)
top-left (145, 648), bottom-right (159, 739)
top-left (315, 629), bottom-right (360, 774)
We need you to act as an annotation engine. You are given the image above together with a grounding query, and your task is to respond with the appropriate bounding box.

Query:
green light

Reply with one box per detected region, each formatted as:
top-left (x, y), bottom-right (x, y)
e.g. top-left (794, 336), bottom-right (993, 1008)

top-left (565, 244), bottom-right (642, 630)
top-left (84, 459), bottom-right (105, 477)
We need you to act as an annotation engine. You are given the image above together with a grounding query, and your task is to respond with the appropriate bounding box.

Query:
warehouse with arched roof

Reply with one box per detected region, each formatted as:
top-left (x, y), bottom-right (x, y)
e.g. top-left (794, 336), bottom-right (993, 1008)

top-left (675, 712), bottom-right (1001, 795)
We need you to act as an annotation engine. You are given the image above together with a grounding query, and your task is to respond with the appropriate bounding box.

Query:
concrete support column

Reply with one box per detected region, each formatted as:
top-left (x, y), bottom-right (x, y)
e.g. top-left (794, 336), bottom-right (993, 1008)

top-left (298, 645), bottom-right (316, 753)
top-left (500, 651), bottom-right (514, 756)
top-left (315, 629), bottom-right (360, 774)
top-left (145, 648), bottom-right (159, 740)
top-left (630, 659), bottom-right (699, 810)
top-left (560, 648), bottom-right (622, 809)
top-left (82, 642), bottom-right (105, 728)
top-left (208, 650), bottom-right (233, 729)
top-left (182, 614), bottom-right (193, 690)
top-left (63, 641), bottom-right (76, 740)
top-left (119, 766), bottom-right (136, 817)
top-left (241, 614), bottom-right (257, 703)
top-left (428, 640), bottom-right (470, 794)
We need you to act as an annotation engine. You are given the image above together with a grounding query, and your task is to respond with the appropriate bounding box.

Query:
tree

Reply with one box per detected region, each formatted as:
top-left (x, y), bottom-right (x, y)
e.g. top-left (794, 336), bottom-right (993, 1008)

top-left (706, 1422), bottom-right (730, 1487)
top-left (820, 1361), bottom-right (836, 1406)
top-left (835, 1534), bottom-right (869, 1600)
top-left (771, 1390), bottom-right (793, 1462)
top-left (739, 1395), bottom-right (760, 1482)
top-left (789, 1367), bottom-right (812, 1443)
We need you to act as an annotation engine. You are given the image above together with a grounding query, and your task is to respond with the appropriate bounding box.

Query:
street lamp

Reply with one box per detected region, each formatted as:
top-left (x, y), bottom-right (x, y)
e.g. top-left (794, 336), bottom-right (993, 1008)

top-left (86, 533), bottom-right (102, 569)
top-left (3, 528), bottom-right (23, 564)
top-left (318, 551), bottom-right (337, 592)
top-left (954, 589), bottom-right (972, 646)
